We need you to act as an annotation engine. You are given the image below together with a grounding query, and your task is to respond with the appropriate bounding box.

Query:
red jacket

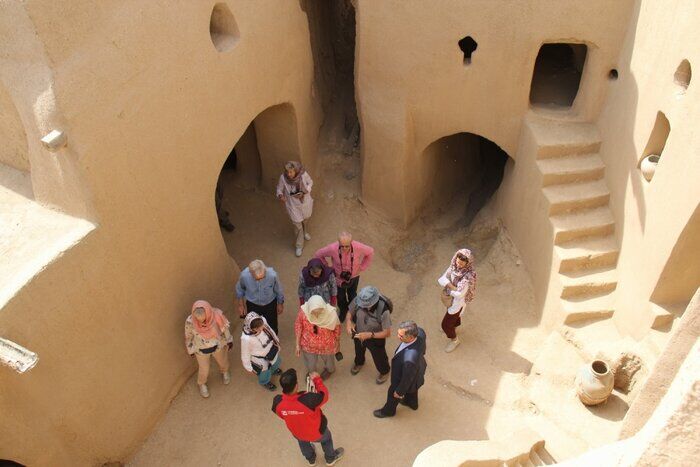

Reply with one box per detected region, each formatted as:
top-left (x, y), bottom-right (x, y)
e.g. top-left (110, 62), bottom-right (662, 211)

top-left (272, 376), bottom-right (329, 442)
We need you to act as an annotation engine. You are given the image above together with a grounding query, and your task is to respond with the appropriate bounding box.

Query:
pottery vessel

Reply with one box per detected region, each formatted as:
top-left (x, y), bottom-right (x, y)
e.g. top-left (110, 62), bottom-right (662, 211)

top-left (641, 154), bottom-right (660, 182)
top-left (576, 359), bottom-right (614, 406)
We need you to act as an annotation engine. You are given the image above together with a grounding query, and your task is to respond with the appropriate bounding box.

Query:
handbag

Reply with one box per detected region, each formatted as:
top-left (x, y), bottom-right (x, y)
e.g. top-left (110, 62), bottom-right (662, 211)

top-left (440, 286), bottom-right (454, 308)
top-left (263, 343), bottom-right (279, 361)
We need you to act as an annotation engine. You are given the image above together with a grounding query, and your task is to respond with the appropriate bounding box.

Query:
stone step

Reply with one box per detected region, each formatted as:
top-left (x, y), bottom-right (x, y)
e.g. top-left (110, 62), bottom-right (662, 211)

top-left (562, 292), bottom-right (616, 324)
top-left (551, 207), bottom-right (615, 245)
top-left (537, 153), bottom-right (605, 186)
top-left (534, 447), bottom-right (556, 465)
top-left (529, 449), bottom-right (545, 466)
top-left (556, 236), bottom-right (619, 273)
top-left (543, 179), bottom-right (610, 215)
top-left (560, 267), bottom-right (618, 299)
top-left (528, 118), bottom-right (601, 159)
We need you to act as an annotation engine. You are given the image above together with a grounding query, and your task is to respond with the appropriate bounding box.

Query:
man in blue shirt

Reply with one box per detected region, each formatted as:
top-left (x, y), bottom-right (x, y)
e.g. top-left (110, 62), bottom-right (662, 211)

top-left (236, 259), bottom-right (285, 334)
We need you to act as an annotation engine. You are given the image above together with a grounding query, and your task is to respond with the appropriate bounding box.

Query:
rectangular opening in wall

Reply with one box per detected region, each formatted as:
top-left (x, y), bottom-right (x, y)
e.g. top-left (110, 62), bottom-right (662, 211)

top-left (529, 43), bottom-right (587, 109)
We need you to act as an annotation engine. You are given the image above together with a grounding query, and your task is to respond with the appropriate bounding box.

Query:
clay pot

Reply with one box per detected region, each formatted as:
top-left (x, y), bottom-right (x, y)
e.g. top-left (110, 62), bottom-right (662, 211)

top-left (640, 154), bottom-right (660, 182)
top-left (576, 360), bottom-right (614, 406)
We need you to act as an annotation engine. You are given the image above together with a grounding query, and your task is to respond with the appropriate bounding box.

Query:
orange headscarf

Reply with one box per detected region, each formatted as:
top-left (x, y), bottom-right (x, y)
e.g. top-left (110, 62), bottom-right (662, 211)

top-left (191, 300), bottom-right (229, 340)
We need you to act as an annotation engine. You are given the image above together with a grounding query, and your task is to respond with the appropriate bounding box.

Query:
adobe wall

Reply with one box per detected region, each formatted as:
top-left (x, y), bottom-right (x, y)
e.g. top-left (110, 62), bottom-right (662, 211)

top-left (0, 1), bottom-right (320, 465)
top-left (355, 0), bottom-right (634, 224)
top-left (595, 0), bottom-right (700, 338)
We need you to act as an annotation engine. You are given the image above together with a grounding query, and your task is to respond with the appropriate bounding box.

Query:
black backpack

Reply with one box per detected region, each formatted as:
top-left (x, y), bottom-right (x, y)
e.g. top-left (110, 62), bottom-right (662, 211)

top-left (376, 294), bottom-right (393, 314)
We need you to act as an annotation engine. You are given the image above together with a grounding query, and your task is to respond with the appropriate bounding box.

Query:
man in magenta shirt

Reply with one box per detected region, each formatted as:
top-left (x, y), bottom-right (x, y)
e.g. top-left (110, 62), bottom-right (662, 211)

top-left (314, 231), bottom-right (374, 323)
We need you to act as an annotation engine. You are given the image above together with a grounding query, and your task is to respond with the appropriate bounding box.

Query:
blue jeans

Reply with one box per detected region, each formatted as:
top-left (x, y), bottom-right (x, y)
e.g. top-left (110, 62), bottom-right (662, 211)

top-left (297, 428), bottom-right (336, 463)
top-left (258, 357), bottom-right (281, 385)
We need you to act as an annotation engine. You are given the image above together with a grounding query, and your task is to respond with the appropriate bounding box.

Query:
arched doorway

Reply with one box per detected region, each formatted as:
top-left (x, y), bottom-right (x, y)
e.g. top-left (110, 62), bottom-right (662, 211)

top-left (410, 132), bottom-right (510, 225)
top-left (214, 102), bottom-right (301, 240)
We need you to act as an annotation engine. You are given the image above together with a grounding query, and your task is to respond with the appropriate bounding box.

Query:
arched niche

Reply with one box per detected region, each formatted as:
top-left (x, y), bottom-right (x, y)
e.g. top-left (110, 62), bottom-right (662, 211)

top-left (674, 59), bottom-right (691, 91)
top-left (640, 111), bottom-right (670, 165)
top-left (209, 2), bottom-right (240, 53)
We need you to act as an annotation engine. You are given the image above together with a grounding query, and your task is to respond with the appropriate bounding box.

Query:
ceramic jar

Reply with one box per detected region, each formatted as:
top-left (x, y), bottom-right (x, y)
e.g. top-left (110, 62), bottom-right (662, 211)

top-left (641, 154), bottom-right (660, 182)
top-left (576, 360), bottom-right (614, 406)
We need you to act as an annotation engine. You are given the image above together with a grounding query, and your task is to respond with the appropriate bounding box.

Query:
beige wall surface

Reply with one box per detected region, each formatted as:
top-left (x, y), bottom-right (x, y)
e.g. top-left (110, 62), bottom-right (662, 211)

top-left (595, 0), bottom-right (700, 338)
top-left (0, 1), bottom-right (320, 465)
top-left (356, 0), bottom-right (634, 224)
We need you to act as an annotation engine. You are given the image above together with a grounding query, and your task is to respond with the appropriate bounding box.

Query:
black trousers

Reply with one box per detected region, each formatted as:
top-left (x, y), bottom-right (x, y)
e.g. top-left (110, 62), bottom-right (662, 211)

top-left (246, 300), bottom-right (278, 335)
top-left (337, 276), bottom-right (360, 323)
top-left (380, 384), bottom-right (419, 416)
top-left (353, 337), bottom-right (390, 375)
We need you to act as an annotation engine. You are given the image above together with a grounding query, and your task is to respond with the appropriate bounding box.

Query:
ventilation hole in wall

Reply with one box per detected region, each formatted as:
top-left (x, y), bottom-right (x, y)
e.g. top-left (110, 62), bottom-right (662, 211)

top-left (209, 3), bottom-right (240, 52)
top-left (674, 59), bottom-right (691, 91)
top-left (529, 43), bottom-right (587, 108)
top-left (608, 69), bottom-right (619, 80)
top-left (458, 36), bottom-right (478, 65)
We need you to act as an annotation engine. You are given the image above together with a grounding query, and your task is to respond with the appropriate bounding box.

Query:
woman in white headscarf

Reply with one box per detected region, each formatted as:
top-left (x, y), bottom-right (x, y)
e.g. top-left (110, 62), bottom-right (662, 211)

top-left (240, 312), bottom-right (282, 391)
top-left (277, 160), bottom-right (314, 257)
top-left (294, 295), bottom-right (341, 379)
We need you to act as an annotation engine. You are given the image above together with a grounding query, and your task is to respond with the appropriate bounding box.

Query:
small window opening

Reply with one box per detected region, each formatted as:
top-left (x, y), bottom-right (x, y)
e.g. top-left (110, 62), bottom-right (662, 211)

top-left (608, 69), bottom-right (619, 80)
top-left (674, 59), bottom-right (691, 91)
top-left (458, 36), bottom-right (478, 65)
top-left (210, 3), bottom-right (240, 53)
top-left (529, 43), bottom-right (587, 108)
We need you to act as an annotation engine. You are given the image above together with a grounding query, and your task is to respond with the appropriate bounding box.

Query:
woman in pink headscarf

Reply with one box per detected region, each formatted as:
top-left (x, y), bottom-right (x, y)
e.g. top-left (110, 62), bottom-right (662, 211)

top-left (184, 300), bottom-right (233, 398)
top-left (437, 249), bottom-right (477, 353)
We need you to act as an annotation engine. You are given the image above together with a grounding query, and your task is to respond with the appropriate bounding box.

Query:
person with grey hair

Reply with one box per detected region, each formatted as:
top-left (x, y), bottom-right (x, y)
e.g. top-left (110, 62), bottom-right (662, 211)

top-left (346, 285), bottom-right (393, 384)
top-left (277, 160), bottom-right (314, 257)
top-left (373, 320), bottom-right (427, 418)
top-left (315, 231), bottom-right (375, 323)
top-left (236, 259), bottom-right (285, 335)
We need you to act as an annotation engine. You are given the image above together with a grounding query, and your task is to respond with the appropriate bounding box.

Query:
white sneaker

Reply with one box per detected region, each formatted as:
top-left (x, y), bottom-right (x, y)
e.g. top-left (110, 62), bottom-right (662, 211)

top-left (445, 338), bottom-right (460, 353)
top-left (199, 384), bottom-right (210, 398)
top-left (295, 247), bottom-right (303, 257)
top-left (304, 232), bottom-right (312, 241)
top-left (222, 371), bottom-right (231, 385)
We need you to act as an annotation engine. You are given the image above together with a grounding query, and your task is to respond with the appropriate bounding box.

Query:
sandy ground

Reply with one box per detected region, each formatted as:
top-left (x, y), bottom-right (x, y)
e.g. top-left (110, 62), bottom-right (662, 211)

top-left (129, 135), bottom-right (548, 467)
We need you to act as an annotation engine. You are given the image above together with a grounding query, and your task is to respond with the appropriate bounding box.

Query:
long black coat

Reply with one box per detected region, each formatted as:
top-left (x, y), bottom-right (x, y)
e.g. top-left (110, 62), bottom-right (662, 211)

top-left (390, 328), bottom-right (427, 396)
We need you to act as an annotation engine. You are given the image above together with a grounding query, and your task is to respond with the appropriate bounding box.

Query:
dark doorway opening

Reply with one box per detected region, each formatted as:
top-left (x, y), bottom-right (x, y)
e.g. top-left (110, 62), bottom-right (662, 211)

top-left (419, 133), bottom-right (509, 226)
top-left (0, 461), bottom-right (26, 467)
top-left (458, 36), bottom-right (478, 65)
top-left (301, 0), bottom-right (359, 153)
top-left (530, 43), bottom-right (587, 108)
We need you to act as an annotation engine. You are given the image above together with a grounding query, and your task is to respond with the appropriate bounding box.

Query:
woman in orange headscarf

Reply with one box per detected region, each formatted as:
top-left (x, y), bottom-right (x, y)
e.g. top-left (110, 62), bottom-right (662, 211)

top-left (184, 300), bottom-right (233, 398)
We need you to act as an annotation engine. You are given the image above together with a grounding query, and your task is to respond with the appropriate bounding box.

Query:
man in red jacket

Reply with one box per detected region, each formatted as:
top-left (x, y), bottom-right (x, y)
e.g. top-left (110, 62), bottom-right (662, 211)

top-left (272, 369), bottom-right (345, 466)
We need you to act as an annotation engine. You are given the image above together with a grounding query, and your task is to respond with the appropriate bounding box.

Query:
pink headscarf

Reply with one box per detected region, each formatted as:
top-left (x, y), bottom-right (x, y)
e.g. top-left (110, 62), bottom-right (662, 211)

top-left (447, 248), bottom-right (477, 301)
top-left (191, 300), bottom-right (229, 340)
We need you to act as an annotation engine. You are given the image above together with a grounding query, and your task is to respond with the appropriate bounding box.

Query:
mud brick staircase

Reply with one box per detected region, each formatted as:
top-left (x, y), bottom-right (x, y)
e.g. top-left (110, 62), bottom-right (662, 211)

top-left (502, 444), bottom-right (556, 466)
top-left (533, 119), bottom-right (619, 324)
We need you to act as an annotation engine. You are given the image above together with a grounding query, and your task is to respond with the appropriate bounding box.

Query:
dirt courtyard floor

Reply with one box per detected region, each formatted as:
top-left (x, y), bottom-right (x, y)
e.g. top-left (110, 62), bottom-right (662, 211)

top-left (129, 137), bottom-right (550, 467)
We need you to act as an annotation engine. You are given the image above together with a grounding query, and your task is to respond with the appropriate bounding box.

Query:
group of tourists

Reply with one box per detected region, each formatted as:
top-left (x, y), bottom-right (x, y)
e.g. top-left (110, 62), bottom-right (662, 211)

top-left (183, 161), bottom-right (477, 466)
